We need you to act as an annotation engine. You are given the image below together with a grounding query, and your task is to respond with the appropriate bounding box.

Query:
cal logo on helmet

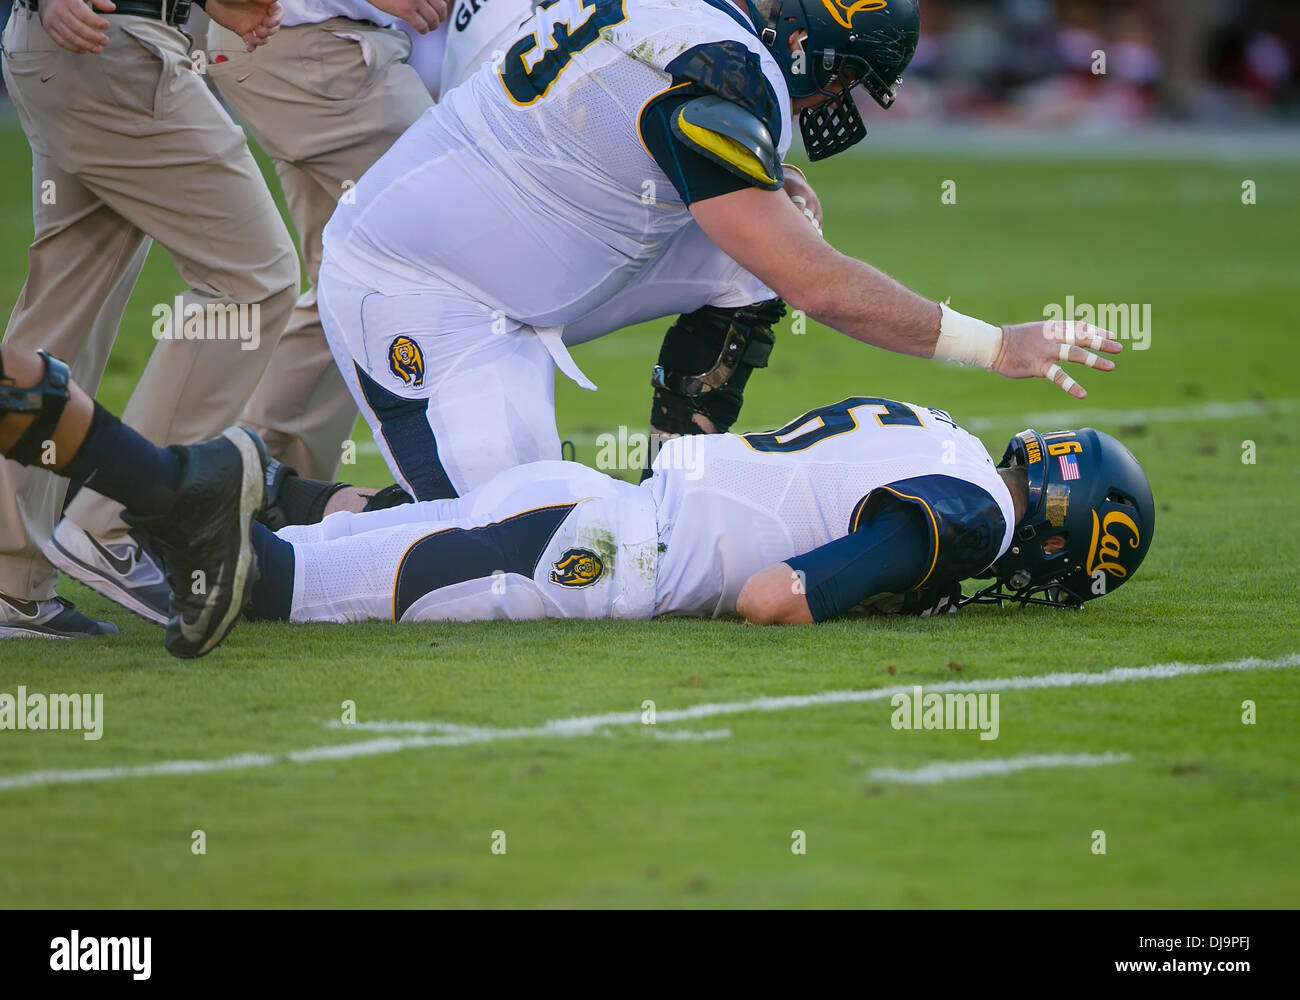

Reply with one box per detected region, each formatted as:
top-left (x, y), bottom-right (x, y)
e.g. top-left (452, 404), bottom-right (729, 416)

top-left (388, 336), bottom-right (424, 387)
top-left (1085, 508), bottom-right (1142, 580)
top-left (550, 548), bottom-right (603, 588)
top-left (821, 0), bottom-right (889, 30)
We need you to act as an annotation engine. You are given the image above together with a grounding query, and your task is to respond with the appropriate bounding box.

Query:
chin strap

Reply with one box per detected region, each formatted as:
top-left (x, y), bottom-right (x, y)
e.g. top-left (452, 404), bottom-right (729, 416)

top-left (745, 0), bottom-right (781, 45)
top-left (0, 349), bottom-right (71, 467)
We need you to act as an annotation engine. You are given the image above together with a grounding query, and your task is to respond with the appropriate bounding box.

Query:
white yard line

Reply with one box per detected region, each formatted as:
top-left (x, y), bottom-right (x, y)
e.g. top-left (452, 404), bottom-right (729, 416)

top-left (338, 652), bottom-right (1300, 734)
top-left (0, 653), bottom-right (1294, 792)
top-left (868, 752), bottom-right (1134, 785)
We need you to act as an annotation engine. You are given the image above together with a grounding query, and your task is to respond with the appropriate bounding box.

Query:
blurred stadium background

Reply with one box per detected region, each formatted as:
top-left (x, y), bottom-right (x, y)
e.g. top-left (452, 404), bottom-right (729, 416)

top-left (3, 0), bottom-right (1299, 127)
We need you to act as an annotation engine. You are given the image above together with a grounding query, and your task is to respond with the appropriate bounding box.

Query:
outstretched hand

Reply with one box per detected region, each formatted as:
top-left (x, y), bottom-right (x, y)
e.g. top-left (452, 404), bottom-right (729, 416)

top-left (993, 320), bottom-right (1122, 399)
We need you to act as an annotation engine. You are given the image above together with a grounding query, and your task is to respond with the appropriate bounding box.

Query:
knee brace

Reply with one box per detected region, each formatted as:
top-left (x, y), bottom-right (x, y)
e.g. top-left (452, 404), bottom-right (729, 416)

top-left (0, 350), bottom-right (71, 466)
top-left (647, 298), bottom-right (784, 437)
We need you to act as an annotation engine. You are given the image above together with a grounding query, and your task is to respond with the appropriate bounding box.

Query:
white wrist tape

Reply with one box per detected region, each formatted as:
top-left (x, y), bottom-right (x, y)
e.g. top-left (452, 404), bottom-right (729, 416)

top-left (934, 302), bottom-right (1002, 369)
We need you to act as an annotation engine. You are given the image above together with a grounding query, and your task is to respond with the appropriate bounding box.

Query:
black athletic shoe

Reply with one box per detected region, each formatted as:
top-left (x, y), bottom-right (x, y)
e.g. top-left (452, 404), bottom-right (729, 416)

top-left (125, 427), bottom-right (267, 659)
top-left (0, 593), bottom-right (119, 640)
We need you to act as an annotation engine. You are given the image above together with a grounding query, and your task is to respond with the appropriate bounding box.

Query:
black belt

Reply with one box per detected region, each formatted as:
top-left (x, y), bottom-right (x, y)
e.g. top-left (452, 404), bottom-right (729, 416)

top-left (16, 0), bottom-right (203, 25)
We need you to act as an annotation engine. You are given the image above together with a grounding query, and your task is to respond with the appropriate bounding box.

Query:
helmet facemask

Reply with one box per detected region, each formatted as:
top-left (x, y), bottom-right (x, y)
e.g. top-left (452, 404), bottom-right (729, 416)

top-left (798, 52), bottom-right (870, 160)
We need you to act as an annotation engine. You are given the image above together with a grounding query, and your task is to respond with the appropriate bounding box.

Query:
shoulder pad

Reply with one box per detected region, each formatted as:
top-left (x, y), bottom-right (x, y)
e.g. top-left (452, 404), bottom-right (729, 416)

top-left (670, 95), bottom-right (783, 190)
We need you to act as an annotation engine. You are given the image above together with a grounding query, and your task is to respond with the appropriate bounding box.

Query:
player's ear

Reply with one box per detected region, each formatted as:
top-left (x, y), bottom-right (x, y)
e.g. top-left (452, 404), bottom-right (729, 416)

top-left (1042, 534), bottom-right (1067, 555)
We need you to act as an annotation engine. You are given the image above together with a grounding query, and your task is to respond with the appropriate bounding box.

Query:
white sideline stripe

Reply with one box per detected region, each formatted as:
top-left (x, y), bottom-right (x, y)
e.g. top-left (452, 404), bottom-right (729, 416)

top-left (649, 728), bottom-right (731, 742)
top-left (0, 654), bottom-right (1294, 792)
top-left (335, 652), bottom-right (1300, 735)
top-left (868, 752), bottom-right (1133, 785)
top-left (350, 398), bottom-right (1296, 455)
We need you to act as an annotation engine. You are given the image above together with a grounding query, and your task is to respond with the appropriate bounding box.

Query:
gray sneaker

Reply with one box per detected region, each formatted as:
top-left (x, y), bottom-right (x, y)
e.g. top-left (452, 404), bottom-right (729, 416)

top-left (44, 519), bottom-right (170, 626)
top-left (0, 593), bottom-right (119, 640)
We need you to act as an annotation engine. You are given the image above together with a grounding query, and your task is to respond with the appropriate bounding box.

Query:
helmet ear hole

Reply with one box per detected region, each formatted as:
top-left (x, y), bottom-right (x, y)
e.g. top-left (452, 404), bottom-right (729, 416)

top-left (1107, 489), bottom-right (1136, 507)
top-left (1041, 533), bottom-right (1067, 556)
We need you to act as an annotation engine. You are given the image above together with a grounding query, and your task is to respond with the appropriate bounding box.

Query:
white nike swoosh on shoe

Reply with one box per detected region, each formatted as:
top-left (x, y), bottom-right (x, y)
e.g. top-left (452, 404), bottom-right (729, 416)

top-left (44, 526), bottom-right (170, 627)
top-left (85, 533), bottom-right (139, 576)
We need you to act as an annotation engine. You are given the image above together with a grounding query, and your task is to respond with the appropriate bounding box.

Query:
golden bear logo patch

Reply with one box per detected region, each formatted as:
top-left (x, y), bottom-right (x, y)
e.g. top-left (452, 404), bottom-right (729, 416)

top-left (550, 548), bottom-right (604, 588)
top-left (388, 336), bottom-right (424, 387)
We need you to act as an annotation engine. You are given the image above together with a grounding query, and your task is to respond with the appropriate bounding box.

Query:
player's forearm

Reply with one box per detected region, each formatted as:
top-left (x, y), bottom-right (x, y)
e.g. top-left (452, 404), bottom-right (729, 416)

top-left (793, 248), bottom-right (943, 359)
top-left (693, 185), bottom-right (1005, 370)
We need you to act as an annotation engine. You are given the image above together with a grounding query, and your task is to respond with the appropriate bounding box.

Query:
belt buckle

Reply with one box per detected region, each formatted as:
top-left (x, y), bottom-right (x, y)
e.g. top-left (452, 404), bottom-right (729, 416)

top-left (170, 0), bottom-right (193, 24)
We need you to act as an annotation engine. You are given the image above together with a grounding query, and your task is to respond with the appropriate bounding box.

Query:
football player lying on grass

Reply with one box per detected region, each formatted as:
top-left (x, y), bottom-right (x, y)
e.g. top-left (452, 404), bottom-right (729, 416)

top-left (1, 346), bottom-right (1154, 657)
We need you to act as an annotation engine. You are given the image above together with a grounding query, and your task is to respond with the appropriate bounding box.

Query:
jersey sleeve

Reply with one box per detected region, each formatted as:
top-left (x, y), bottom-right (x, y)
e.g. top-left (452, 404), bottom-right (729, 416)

top-left (787, 504), bottom-right (932, 623)
top-left (788, 474), bottom-right (1008, 623)
top-left (638, 41), bottom-right (785, 206)
top-left (854, 474), bottom-right (1008, 590)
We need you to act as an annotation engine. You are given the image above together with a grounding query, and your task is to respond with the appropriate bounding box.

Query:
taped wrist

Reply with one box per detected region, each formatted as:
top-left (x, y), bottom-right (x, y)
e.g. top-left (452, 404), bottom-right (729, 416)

top-left (934, 302), bottom-right (1002, 369)
top-left (0, 350), bottom-right (71, 467)
top-left (259, 462), bottom-right (348, 531)
top-left (648, 298), bottom-right (784, 436)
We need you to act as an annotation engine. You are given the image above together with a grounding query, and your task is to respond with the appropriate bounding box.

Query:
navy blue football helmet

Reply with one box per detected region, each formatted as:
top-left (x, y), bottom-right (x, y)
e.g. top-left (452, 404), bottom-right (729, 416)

top-left (749, 0), bottom-right (921, 159)
top-left (965, 428), bottom-right (1155, 609)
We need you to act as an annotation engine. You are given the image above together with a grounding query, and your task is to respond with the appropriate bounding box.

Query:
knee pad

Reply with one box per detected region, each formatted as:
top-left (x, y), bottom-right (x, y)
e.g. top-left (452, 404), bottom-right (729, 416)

top-left (648, 298), bottom-right (784, 436)
top-left (0, 350), bottom-right (71, 467)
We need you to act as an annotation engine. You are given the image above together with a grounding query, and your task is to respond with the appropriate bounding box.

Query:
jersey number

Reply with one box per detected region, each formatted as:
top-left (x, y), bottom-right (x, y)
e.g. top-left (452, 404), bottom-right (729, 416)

top-left (499, 0), bottom-right (629, 106)
top-left (743, 396), bottom-right (923, 453)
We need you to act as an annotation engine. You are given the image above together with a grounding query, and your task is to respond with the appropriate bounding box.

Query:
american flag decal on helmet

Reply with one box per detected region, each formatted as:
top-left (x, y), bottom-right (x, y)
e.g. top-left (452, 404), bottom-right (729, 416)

top-left (1058, 454), bottom-right (1081, 481)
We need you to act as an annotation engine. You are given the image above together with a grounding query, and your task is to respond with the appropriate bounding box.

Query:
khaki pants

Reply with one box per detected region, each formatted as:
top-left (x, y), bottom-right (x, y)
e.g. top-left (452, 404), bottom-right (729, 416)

top-left (207, 18), bottom-right (433, 480)
top-left (0, 9), bottom-right (299, 600)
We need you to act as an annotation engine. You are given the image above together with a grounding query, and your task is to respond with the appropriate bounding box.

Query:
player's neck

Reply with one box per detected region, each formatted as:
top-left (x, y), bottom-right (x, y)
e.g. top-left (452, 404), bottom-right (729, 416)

top-left (998, 466), bottom-right (1029, 526)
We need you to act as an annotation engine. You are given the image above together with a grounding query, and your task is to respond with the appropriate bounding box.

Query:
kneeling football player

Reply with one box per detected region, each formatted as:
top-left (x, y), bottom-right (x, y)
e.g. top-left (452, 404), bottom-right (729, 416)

top-left (0, 346), bottom-right (1153, 656)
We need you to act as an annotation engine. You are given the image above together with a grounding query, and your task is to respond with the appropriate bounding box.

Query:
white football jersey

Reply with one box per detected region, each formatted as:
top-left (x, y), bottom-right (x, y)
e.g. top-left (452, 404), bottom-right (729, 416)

top-left (276, 0), bottom-right (400, 28)
top-left (647, 397), bottom-right (1018, 618)
top-left (323, 0), bottom-right (792, 326)
top-left (439, 0), bottom-right (538, 96)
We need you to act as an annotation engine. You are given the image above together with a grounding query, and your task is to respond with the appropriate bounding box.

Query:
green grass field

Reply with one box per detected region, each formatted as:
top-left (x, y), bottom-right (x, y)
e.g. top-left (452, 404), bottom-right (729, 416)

top-left (0, 117), bottom-right (1297, 907)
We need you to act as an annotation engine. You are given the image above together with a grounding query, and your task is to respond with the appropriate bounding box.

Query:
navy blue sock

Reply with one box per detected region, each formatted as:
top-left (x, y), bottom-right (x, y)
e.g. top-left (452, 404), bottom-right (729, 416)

top-left (247, 522), bottom-right (295, 621)
top-left (60, 402), bottom-right (181, 517)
